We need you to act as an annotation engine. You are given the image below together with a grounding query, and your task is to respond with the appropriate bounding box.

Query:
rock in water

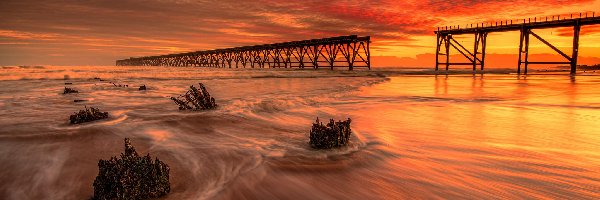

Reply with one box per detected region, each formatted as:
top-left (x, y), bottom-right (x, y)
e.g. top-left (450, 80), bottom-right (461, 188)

top-left (63, 87), bottom-right (78, 94)
top-left (170, 83), bottom-right (217, 110)
top-left (69, 106), bottom-right (108, 124)
top-left (138, 85), bottom-right (147, 90)
top-left (309, 117), bottom-right (352, 149)
top-left (110, 82), bottom-right (128, 87)
top-left (93, 138), bottom-right (170, 200)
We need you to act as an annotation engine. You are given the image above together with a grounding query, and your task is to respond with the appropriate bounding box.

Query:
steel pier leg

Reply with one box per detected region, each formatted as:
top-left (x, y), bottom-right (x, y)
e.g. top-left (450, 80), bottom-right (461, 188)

top-left (571, 22), bottom-right (581, 75)
top-left (517, 29), bottom-right (524, 75)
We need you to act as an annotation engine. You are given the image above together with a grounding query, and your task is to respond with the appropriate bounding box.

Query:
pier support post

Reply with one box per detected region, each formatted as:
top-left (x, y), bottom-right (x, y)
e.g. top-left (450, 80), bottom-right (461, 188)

top-left (445, 35), bottom-right (450, 71)
top-left (524, 29), bottom-right (530, 74)
top-left (366, 40), bottom-right (371, 70)
top-left (480, 32), bottom-right (488, 71)
top-left (313, 45), bottom-right (319, 69)
top-left (473, 33), bottom-right (479, 72)
top-left (435, 33), bottom-right (440, 71)
top-left (517, 28), bottom-right (525, 74)
top-left (473, 32), bottom-right (487, 73)
top-left (571, 21), bottom-right (581, 75)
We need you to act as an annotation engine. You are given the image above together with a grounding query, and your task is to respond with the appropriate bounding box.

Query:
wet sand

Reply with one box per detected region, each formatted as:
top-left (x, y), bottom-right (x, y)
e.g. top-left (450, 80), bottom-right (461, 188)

top-left (0, 66), bottom-right (599, 199)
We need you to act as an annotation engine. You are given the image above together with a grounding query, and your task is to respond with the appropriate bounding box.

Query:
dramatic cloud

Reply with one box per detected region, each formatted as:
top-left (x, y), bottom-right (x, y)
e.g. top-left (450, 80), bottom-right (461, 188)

top-left (0, 0), bottom-right (598, 66)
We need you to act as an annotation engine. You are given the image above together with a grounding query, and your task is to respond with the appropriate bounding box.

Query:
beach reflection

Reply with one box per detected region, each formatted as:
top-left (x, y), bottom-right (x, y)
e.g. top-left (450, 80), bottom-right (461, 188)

top-left (348, 75), bottom-right (600, 198)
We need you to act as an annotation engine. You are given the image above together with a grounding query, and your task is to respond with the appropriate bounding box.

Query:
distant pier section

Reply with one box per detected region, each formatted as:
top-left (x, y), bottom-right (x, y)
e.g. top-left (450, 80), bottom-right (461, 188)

top-left (435, 12), bottom-right (600, 75)
top-left (116, 35), bottom-right (370, 70)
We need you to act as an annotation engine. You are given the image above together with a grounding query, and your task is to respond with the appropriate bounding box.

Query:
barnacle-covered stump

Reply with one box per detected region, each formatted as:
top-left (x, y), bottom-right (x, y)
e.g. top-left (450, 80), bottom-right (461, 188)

top-left (309, 117), bottom-right (352, 149)
top-left (69, 106), bottom-right (108, 124)
top-left (92, 138), bottom-right (170, 200)
top-left (170, 83), bottom-right (217, 110)
top-left (63, 87), bottom-right (78, 94)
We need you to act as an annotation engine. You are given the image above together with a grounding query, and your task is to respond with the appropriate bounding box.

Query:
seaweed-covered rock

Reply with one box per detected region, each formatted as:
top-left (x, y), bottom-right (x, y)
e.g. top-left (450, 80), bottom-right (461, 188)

top-left (69, 106), bottom-right (108, 124)
top-left (309, 117), bottom-right (352, 149)
top-left (63, 87), bottom-right (78, 94)
top-left (170, 83), bottom-right (217, 110)
top-left (92, 138), bottom-right (170, 200)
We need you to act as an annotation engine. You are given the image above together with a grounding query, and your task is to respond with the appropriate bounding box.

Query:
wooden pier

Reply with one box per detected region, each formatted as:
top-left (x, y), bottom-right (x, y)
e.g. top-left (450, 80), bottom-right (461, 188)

top-left (116, 35), bottom-right (370, 70)
top-left (435, 12), bottom-right (600, 75)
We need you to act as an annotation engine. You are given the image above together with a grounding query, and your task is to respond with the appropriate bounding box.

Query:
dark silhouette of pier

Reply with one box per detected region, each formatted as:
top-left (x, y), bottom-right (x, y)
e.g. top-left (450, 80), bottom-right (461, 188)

top-left (435, 12), bottom-right (600, 75)
top-left (116, 35), bottom-right (370, 70)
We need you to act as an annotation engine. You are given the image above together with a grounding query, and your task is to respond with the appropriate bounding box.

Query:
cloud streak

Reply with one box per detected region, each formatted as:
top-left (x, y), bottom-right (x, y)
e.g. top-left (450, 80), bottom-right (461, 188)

top-left (0, 0), bottom-right (597, 65)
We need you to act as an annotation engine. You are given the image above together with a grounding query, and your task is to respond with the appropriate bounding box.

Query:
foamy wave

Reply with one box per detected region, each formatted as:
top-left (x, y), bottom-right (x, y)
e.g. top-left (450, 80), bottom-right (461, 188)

top-left (229, 97), bottom-right (313, 114)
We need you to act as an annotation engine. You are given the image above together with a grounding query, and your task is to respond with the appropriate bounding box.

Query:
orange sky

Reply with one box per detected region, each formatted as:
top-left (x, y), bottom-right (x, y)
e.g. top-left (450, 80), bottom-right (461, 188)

top-left (0, 0), bottom-right (599, 67)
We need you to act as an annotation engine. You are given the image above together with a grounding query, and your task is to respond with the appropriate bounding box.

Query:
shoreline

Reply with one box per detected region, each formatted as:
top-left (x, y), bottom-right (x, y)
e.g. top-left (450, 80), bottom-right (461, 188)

top-left (2, 65), bottom-right (600, 82)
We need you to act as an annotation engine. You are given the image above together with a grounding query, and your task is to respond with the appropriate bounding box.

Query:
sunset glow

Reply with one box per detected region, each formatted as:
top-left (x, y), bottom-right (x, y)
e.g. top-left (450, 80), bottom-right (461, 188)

top-left (1, 0), bottom-right (599, 67)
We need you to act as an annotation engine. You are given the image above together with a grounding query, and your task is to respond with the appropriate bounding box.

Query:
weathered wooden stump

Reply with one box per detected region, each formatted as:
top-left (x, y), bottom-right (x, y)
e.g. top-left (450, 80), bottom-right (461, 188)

top-left (69, 106), bottom-right (108, 124)
top-left (309, 117), bottom-right (352, 149)
top-left (92, 138), bottom-right (170, 200)
top-left (63, 87), bottom-right (78, 94)
top-left (170, 83), bottom-right (217, 110)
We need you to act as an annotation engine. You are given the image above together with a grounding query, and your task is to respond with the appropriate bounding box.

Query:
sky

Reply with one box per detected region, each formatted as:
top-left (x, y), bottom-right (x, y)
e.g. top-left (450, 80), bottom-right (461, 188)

top-left (0, 0), bottom-right (599, 68)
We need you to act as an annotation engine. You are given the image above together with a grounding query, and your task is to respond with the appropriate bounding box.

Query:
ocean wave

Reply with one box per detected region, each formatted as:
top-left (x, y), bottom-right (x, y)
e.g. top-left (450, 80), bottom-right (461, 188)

top-left (263, 129), bottom-right (394, 173)
top-left (228, 97), bottom-right (314, 114)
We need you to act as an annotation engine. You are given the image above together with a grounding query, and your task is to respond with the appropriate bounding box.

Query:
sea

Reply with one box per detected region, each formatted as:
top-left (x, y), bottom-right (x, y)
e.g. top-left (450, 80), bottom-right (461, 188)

top-left (0, 65), bottom-right (599, 199)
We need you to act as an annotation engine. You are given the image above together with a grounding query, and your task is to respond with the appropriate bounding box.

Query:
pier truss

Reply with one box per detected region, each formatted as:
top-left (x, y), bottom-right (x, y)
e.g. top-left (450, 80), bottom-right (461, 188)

top-left (116, 35), bottom-right (370, 70)
top-left (435, 12), bottom-right (600, 75)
